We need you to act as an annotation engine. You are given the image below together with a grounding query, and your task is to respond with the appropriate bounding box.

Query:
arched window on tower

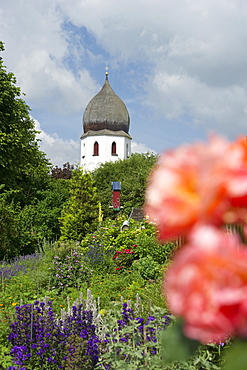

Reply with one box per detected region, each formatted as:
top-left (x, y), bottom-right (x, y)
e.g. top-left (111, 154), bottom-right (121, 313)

top-left (111, 141), bottom-right (117, 156)
top-left (82, 143), bottom-right (85, 159)
top-left (93, 141), bottom-right (99, 156)
top-left (126, 143), bottom-right (129, 158)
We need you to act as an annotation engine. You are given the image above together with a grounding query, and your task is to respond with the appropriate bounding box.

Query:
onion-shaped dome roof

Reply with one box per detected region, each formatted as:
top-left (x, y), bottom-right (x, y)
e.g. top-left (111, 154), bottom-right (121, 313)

top-left (83, 74), bottom-right (130, 134)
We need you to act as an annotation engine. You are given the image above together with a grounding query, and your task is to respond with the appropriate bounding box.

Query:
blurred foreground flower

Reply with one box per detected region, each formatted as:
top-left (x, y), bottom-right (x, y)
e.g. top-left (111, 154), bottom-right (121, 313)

top-left (145, 135), bottom-right (247, 240)
top-left (164, 225), bottom-right (247, 343)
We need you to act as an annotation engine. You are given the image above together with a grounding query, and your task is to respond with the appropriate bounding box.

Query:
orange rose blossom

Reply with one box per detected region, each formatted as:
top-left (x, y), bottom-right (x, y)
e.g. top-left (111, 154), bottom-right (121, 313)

top-left (145, 135), bottom-right (247, 343)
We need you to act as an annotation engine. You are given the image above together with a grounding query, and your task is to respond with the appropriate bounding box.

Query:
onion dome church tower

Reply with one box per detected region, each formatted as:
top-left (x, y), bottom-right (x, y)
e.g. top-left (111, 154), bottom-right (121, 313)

top-left (80, 70), bottom-right (132, 171)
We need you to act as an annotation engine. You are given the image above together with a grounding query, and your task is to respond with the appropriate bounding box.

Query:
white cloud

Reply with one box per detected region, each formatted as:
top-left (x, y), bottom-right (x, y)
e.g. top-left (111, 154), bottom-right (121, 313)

top-left (131, 141), bottom-right (157, 155)
top-left (14, 50), bottom-right (99, 115)
top-left (2, 0), bottom-right (247, 152)
top-left (34, 119), bottom-right (80, 167)
top-left (0, 0), bottom-right (100, 116)
top-left (147, 71), bottom-right (247, 136)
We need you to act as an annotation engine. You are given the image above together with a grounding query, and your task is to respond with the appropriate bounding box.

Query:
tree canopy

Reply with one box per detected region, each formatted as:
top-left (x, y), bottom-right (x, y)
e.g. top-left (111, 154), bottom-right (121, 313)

top-left (0, 41), bottom-right (50, 203)
top-left (0, 42), bottom-right (60, 258)
top-left (59, 168), bottom-right (99, 242)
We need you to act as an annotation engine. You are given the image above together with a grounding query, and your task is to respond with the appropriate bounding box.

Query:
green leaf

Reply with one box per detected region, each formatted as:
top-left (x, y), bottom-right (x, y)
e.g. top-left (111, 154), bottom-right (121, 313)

top-left (223, 340), bottom-right (247, 370)
top-left (160, 318), bottom-right (200, 364)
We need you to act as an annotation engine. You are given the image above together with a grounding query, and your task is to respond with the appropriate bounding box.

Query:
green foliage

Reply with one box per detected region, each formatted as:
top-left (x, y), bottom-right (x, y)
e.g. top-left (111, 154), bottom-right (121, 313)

top-left (92, 152), bottom-right (158, 218)
top-left (89, 271), bottom-right (145, 307)
top-left (112, 220), bottom-right (152, 249)
top-left (98, 303), bottom-right (169, 370)
top-left (0, 178), bottom-right (70, 258)
top-left (0, 42), bottom-right (62, 258)
top-left (113, 228), bottom-right (141, 250)
top-left (81, 224), bottom-right (118, 253)
top-left (133, 256), bottom-right (160, 280)
top-left (161, 318), bottom-right (200, 363)
top-left (60, 168), bottom-right (99, 242)
top-left (160, 318), bottom-right (226, 370)
top-left (0, 345), bottom-right (12, 369)
top-left (97, 302), bottom-right (224, 370)
top-left (137, 281), bottom-right (167, 310)
top-left (81, 221), bottom-right (127, 273)
top-left (107, 222), bottom-right (175, 274)
top-left (223, 340), bottom-right (247, 370)
top-left (81, 220), bottom-right (176, 277)
top-left (83, 240), bottom-right (115, 273)
top-left (134, 233), bottom-right (176, 264)
top-left (0, 42), bottom-right (50, 202)
top-left (0, 194), bottom-right (19, 259)
top-left (17, 178), bottom-right (70, 247)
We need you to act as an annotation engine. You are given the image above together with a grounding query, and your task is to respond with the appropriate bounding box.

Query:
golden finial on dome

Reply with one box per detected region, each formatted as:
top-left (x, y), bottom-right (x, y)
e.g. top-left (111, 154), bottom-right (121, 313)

top-left (105, 65), bottom-right (109, 79)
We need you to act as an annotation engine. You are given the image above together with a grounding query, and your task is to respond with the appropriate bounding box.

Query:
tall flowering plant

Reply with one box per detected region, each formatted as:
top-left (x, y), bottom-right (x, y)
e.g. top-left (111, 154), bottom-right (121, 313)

top-left (97, 302), bottom-right (171, 368)
top-left (7, 300), bottom-right (99, 369)
top-left (51, 249), bottom-right (93, 292)
top-left (145, 135), bottom-right (247, 368)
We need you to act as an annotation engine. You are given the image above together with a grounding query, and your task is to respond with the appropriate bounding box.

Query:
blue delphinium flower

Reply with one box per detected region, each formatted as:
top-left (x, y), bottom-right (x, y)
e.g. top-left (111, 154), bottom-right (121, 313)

top-left (98, 303), bottom-right (171, 369)
top-left (8, 301), bottom-right (100, 369)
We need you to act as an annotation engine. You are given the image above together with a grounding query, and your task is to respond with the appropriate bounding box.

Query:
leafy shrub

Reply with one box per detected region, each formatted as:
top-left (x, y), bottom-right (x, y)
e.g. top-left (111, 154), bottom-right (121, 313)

top-left (59, 168), bottom-right (99, 242)
top-left (81, 227), bottom-right (116, 253)
top-left (92, 152), bottom-right (158, 218)
top-left (132, 256), bottom-right (160, 280)
top-left (113, 228), bottom-right (143, 251)
top-left (134, 233), bottom-right (175, 264)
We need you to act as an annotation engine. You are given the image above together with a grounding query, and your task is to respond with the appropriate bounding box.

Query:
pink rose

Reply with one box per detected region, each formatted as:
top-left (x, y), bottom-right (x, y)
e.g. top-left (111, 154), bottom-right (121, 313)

top-left (164, 225), bottom-right (247, 343)
top-left (145, 135), bottom-right (247, 240)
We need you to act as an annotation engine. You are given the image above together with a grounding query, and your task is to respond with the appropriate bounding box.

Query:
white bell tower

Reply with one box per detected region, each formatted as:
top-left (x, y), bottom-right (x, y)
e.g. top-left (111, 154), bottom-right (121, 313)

top-left (80, 71), bottom-right (132, 171)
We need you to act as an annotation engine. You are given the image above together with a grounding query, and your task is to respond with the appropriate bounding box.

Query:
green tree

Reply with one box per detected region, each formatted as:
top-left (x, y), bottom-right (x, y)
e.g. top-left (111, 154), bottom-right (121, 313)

top-left (0, 41), bottom-right (50, 203)
top-left (0, 192), bottom-right (19, 259)
top-left (59, 169), bottom-right (99, 242)
top-left (17, 178), bottom-right (70, 250)
top-left (92, 152), bottom-right (158, 218)
top-left (0, 178), bottom-right (70, 259)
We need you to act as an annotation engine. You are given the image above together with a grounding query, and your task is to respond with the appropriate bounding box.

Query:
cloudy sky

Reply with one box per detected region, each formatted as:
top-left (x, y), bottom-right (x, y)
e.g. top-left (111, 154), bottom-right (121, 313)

top-left (1, 0), bottom-right (247, 166)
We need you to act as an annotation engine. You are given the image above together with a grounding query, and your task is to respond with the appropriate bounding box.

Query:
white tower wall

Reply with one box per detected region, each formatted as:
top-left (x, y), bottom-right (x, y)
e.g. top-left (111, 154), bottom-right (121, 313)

top-left (81, 132), bottom-right (131, 172)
